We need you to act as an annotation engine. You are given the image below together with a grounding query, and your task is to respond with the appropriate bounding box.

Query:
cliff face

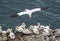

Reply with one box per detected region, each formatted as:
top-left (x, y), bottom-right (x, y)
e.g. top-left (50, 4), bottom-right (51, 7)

top-left (0, 29), bottom-right (60, 41)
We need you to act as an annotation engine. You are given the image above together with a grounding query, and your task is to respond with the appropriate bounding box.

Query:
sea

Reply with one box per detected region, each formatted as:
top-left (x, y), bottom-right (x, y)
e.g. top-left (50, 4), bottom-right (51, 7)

top-left (0, 0), bottom-right (60, 30)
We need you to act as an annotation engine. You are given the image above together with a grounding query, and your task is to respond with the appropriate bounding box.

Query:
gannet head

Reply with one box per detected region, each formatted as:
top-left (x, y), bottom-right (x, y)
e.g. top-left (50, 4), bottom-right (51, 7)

top-left (22, 23), bottom-right (26, 27)
top-left (15, 26), bottom-right (19, 31)
top-left (37, 23), bottom-right (40, 26)
top-left (22, 23), bottom-right (26, 25)
top-left (30, 25), bottom-right (33, 30)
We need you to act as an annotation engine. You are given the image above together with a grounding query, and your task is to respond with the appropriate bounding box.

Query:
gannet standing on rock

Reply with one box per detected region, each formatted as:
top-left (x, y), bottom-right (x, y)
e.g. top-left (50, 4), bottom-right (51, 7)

top-left (23, 27), bottom-right (33, 34)
top-left (2, 30), bottom-right (7, 41)
top-left (11, 7), bottom-right (49, 18)
top-left (40, 25), bottom-right (45, 30)
top-left (7, 29), bottom-right (15, 39)
top-left (0, 26), bottom-right (2, 33)
top-left (6, 28), bottom-right (12, 33)
top-left (42, 26), bottom-right (50, 36)
top-left (15, 23), bottom-right (26, 32)
top-left (0, 26), bottom-right (2, 40)
top-left (30, 25), bottom-right (40, 34)
top-left (9, 32), bottom-right (15, 39)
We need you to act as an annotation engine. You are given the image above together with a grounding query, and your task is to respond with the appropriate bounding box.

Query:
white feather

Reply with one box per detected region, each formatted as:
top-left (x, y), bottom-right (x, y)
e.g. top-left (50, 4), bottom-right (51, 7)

top-left (30, 8), bottom-right (41, 13)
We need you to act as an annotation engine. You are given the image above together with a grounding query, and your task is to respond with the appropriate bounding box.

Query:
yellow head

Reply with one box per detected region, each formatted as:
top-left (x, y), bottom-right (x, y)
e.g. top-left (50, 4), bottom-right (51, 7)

top-left (16, 26), bottom-right (19, 29)
top-left (37, 23), bottom-right (40, 26)
top-left (30, 25), bottom-right (33, 30)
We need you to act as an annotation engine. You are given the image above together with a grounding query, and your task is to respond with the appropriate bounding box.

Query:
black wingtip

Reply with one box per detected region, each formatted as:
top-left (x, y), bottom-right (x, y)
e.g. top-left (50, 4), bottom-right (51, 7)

top-left (41, 7), bottom-right (49, 10)
top-left (11, 14), bottom-right (18, 18)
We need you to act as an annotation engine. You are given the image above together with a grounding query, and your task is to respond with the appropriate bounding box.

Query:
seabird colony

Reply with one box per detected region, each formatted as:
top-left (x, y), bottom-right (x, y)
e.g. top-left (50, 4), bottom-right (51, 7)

top-left (1, 22), bottom-right (50, 39)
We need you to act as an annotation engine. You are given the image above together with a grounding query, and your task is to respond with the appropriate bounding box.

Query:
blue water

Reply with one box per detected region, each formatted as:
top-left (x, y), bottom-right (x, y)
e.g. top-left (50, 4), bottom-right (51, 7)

top-left (0, 0), bottom-right (60, 30)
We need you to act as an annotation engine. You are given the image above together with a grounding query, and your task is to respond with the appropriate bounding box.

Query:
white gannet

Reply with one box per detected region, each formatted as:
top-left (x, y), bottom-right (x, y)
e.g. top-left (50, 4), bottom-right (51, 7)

top-left (23, 28), bottom-right (33, 34)
top-left (17, 8), bottom-right (41, 18)
top-left (40, 25), bottom-right (45, 29)
top-left (42, 26), bottom-right (50, 36)
top-left (15, 23), bottom-right (26, 32)
top-left (17, 7), bottom-right (48, 18)
top-left (6, 28), bottom-right (12, 33)
top-left (11, 7), bottom-right (48, 18)
top-left (0, 26), bottom-right (2, 33)
top-left (9, 32), bottom-right (15, 39)
top-left (30, 25), bottom-right (40, 34)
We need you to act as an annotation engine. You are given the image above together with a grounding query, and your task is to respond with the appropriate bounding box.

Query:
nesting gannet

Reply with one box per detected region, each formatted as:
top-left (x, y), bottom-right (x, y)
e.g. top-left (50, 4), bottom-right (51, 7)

top-left (6, 28), bottom-right (12, 33)
top-left (15, 23), bottom-right (26, 32)
top-left (23, 28), bottom-right (33, 34)
top-left (30, 25), bottom-right (39, 34)
top-left (40, 25), bottom-right (45, 29)
top-left (37, 23), bottom-right (40, 27)
top-left (42, 26), bottom-right (50, 36)
top-left (9, 32), bottom-right (15, 39)
top-left (0, 26), bottom-right (2, 33)
top-left (11, 7), bottom-right (48, 18)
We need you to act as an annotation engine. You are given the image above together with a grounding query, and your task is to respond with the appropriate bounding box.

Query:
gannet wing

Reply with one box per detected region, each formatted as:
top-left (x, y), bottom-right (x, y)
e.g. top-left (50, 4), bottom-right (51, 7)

top-left (17, 11), bottom-right (28, 16)
top-left (30, 8), bottom-right (41, 13)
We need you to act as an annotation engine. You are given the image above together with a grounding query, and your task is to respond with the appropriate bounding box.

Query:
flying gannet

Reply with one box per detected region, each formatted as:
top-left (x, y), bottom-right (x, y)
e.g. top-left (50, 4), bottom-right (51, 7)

top-left (11, 7), bottom-right (48, 18)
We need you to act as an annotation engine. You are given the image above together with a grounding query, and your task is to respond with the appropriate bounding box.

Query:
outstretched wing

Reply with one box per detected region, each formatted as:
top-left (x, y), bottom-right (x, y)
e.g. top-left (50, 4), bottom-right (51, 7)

top-left (17, 11), bottom-right (28, 16)
top-left (30, 8), bottom-right (41, 13)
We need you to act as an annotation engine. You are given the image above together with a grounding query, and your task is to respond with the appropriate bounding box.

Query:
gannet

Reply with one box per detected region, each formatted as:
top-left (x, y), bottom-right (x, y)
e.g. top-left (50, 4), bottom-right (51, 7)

top-left (23, 28), bottom-right (33, 34)
top-left (30, 25), bottom-right (39, 34)
top-left (6, 28), bottom-right (12, 33)
top-left (42, 26), bottom-right (50, 36)
top-left (11, 7), bottom-right (48, 18)
top-left (9, 32), bottom-right (15, 39)
top-left (15, 23), bottom-right (26, 32)
top-left (40, 25), bottom-right (45, 29)
top-left (0, 26), bottom-right (2, 33)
